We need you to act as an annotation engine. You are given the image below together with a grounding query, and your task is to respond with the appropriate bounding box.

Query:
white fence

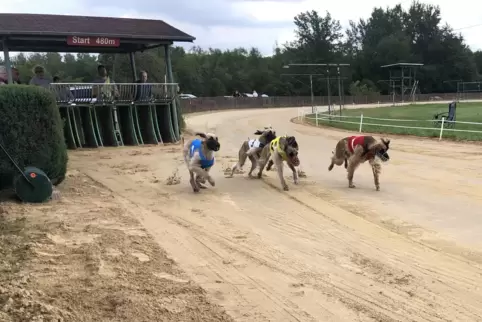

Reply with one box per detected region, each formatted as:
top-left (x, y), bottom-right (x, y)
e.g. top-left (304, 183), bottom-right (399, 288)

top-left (297, 108), bottom-right (482, 140)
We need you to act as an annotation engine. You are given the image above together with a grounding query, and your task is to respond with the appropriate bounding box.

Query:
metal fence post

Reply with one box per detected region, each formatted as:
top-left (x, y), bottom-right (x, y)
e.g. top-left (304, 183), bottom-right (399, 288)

top-left (315, 107), bottom-right (319, 126)
top-left (359, 114), bottom-right (364, 133)
top-left (439, 117), bottom-right (445, 140)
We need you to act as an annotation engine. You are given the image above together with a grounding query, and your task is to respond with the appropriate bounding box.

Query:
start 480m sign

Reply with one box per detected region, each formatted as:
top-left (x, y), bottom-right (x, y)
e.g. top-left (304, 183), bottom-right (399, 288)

top-left (67, 36), bottom-right (120, 47)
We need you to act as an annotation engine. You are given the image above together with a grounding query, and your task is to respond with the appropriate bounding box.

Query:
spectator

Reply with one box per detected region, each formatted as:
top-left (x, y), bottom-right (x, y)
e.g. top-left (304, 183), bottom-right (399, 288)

top-left (233, 89), bottom-right (241, 97)
top-left (134, 70), bottom-right (152, 101)
top-left (92, 64), bottom-right (118, 100)
top-left (29, 65), bottom-right (51, 88)
top-left (1, 66), bottom-right (21, 85)
top-left (252, 90), bottom-right (258, 98)
top-left (51, 76), bottom-right (74, 102)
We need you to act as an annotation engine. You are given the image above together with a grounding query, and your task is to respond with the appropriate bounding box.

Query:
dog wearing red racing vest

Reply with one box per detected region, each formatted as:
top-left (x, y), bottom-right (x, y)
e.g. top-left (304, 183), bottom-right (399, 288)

top-left (328, 135), bottom-right (390, 191)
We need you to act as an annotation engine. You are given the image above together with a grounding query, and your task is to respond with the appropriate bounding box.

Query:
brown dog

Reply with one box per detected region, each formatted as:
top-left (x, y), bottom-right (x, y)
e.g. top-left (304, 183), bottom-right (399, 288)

top-left (257, 135), bottom-right (300, 191)
top-left (182, 132), bottom-right (220, 193)
top-left (229, 127), bottom-right (277, 178)
top-left (328, 136), bottom-right (390, 191)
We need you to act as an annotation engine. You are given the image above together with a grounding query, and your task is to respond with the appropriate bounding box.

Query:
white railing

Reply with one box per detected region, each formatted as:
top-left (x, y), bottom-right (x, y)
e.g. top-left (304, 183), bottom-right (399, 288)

top-left (297, 109), bottom-right (482, 140)
top-left (49, 82), bottom-right (179, 105)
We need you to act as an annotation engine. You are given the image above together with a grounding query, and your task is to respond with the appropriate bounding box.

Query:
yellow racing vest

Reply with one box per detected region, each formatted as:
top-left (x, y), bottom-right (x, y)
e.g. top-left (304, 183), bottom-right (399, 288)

top-left (270, 136), bottom-right (288, 161)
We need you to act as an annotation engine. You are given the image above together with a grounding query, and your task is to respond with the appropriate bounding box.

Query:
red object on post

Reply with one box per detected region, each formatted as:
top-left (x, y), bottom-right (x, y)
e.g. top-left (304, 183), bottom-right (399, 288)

top-left (67, 36), bottom-right (120, 47)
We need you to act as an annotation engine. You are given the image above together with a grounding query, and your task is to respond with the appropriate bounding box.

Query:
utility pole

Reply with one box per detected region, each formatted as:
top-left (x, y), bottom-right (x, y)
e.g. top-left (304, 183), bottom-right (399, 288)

top-left (337, 66), bottom-right (342, 116)
top-left (283, 63), bottom-right (350, 115)
top-left (326, 69), bottom-right (331, 114)
top-left (309, 74), bottom-right (314, 114)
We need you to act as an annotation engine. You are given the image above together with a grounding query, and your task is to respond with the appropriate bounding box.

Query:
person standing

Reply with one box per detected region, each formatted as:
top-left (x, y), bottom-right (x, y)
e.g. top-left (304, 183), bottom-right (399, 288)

top-left (29, 65), bottom-right (51, 88)
top-left (134, 70), bottom-right (152, 101)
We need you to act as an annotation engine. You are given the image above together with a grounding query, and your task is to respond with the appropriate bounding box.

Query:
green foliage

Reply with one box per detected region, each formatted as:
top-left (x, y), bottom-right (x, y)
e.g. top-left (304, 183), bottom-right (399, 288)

top-left (3, 1), bottom-right (482, 96)
top-left (0, 85), bottom-right (68, 190)
top-left (307, 103), bottom-right (482, 141)
top-left (349, 80), bottom-right (380, 96)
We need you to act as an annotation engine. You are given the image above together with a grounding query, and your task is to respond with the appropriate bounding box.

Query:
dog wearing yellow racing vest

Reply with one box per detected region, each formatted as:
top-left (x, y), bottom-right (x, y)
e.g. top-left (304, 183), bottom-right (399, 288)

top-left (257, 135), bottom-right (300, 191)
top-left (328, 135), bottom-right (390, 191)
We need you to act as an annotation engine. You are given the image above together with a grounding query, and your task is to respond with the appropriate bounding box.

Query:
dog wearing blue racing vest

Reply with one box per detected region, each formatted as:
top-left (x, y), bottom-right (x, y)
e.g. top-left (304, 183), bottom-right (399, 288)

top-left (229, 127), bottom-right (277, 178)
top-left (183, 132), bottom-right (220, 193)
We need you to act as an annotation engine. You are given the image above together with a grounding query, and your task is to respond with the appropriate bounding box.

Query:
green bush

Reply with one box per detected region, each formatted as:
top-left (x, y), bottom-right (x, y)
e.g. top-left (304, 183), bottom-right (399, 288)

top-left (0, 85), bottom-right (68, 190)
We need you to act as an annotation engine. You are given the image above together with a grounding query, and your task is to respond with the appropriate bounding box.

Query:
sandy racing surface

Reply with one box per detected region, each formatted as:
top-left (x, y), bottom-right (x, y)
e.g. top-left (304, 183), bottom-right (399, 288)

top-left (3, 106), bottom-right (482, 321)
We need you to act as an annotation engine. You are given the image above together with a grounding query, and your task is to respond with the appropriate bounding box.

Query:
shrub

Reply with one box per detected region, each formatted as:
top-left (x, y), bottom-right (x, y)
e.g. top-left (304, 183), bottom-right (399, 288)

top-left (0, 85), bottom-right (68, 190)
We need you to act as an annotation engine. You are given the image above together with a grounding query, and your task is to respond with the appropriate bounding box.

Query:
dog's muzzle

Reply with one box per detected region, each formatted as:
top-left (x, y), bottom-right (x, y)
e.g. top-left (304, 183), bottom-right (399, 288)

top-left (289, 151), bottom-right (300, 166)
top-left (377, 151), bottom-right (390, 162)
top-left (207, 140), bottom-right (220, 151)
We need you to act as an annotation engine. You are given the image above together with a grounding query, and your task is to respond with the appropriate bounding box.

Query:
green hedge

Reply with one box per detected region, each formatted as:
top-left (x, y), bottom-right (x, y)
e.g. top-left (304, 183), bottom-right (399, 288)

top-left (0, 85), bottom-right (68, 190)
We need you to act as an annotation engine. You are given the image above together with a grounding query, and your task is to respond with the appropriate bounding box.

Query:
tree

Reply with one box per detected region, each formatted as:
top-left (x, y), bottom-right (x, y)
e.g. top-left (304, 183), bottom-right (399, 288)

top-left (2, 2), bottom-right (478, 96)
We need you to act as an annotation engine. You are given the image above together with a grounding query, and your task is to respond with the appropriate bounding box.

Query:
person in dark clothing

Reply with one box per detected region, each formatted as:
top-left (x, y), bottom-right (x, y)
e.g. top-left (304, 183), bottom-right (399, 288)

top-left (134, 70), bottom-right (152, 101)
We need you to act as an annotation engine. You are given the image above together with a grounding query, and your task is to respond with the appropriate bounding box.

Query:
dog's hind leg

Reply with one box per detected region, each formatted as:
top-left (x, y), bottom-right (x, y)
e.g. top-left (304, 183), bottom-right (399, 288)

top-left (247, 154), bottom-right (257, 177)
top-left (346, 153), bottom-right (362, 189)
top-left (329, 140), bottom-right (348, 171)
top-left (230, 142), bottom-right (249, 177)
top-left (369, 158), bottom-right (382, 191)
top-left (328, 157), bottom-right (345, 171)
top-left (189, 170), bottom-right (200, 193)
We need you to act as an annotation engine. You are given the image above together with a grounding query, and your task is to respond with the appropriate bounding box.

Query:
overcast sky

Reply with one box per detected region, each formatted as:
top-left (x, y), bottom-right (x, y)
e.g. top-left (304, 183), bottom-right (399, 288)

top-left (1, 0), bottom-right (481, 56)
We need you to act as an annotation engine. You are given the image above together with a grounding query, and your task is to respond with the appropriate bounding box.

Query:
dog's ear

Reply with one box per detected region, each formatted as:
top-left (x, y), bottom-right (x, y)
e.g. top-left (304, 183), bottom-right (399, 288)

top-left (381, 138), bottom-right (390, 147)
top-left (254, 130), bottom-right (263, 135)
top-left (278, 136), bottom-right (287, 150)
top-left (195, 132), bottom-right (207, 139)
top-left (286, 136), bottom-right (298, 149)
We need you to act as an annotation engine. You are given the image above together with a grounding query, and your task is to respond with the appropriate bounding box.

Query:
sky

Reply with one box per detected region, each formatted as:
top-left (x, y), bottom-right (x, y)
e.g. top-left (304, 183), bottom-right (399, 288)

top-left (1, 0), bottom-right (482, 57)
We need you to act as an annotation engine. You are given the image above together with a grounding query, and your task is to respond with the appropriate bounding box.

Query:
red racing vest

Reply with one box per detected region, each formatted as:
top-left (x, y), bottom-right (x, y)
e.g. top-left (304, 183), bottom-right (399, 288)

top-left (347, 136), bottom-right (366, 153)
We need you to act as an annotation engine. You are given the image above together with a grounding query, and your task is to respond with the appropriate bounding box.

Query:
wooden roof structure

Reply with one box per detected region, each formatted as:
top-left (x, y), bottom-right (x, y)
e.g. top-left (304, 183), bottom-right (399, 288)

top-left (0, 13), bottom-right (195, 53)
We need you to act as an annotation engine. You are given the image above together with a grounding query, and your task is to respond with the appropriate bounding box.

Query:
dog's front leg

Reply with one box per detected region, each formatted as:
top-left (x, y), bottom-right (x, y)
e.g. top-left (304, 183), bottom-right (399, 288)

top-left (251, 147), bottom-right (263, 167)
top-left (191, 165), bottom-right (215, 187)
top-left (195, 172), bottom-right (207, 189)
top-left (266, 159), bottom-right (274, 171)
top-left (245, 146), bottom-right (258, 157)
top-left (288, 163), bottom-right (299, 185)
top-left (369, 158), bottom-right (382, 191)
top-left (273, 154), bottom-right (289, 191)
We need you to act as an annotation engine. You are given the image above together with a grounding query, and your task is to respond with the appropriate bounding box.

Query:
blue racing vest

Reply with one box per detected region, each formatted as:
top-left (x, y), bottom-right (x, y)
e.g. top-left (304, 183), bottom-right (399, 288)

top-left (190, 139), bottom-right (215, 169)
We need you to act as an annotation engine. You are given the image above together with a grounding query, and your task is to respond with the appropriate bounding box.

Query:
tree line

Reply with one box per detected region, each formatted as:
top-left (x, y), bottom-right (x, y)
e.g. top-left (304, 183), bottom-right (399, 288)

top-left (2, 1), bottom-right (482, 97)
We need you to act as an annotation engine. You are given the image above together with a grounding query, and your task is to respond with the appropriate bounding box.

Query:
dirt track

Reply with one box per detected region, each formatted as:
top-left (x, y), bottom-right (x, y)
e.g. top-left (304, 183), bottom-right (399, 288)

top-left (4, 106), bottom-right (482, 321)
top-left (69, 107), bottom-right (482, 321)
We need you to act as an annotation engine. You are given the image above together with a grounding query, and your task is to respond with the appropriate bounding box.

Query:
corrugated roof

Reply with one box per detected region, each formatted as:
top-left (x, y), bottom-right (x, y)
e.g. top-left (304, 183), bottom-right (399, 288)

top-left (0, 13), bottom-right (195, 42)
